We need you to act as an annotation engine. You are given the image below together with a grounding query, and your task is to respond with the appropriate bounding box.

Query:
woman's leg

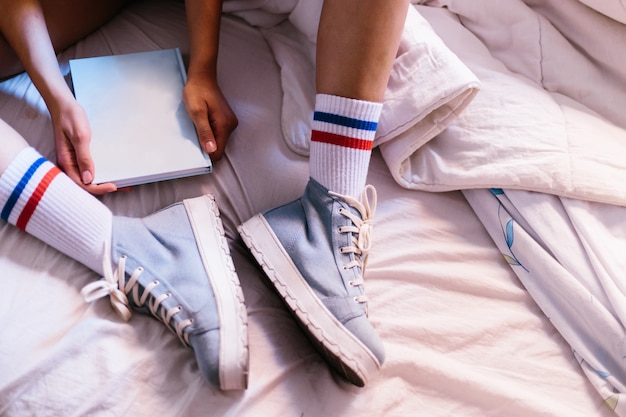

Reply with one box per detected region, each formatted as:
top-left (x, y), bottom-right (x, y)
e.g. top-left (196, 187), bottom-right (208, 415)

top-left (238, 0), bottom-right (410, 387)
top-left (311, 0), bottom-right (409, 198)
top-left (0, 118), bottom-right (112, 273)
top-left (0, 118), bottom-right (248, 389)
top-left (316, 0), bottom-right (408, 102)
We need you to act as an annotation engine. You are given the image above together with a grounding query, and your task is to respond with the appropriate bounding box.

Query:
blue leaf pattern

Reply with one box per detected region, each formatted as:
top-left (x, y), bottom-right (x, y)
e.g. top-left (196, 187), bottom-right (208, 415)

top-left (505, 219), bottom-right (514, 248)
top-left (494, 190), bottom-right (528, 272)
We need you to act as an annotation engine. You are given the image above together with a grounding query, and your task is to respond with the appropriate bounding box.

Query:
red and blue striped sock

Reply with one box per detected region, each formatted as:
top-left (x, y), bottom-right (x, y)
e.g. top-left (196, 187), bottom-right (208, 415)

top-left (0, 147), bottom-right (111, 274)
top-left (310, 94), bottom-right (383, 198)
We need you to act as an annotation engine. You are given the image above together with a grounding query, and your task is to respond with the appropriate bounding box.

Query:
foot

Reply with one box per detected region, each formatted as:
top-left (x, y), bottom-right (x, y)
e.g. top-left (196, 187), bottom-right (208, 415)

top-left (82, 195), bottom-right (249, 390)
top-left (238, 178), bottom-right (384, 387)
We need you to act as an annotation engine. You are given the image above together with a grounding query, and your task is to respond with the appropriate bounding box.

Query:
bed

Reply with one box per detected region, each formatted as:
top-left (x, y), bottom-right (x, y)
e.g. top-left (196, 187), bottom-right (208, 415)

top-left (1, 0), bottom-right (625, 415)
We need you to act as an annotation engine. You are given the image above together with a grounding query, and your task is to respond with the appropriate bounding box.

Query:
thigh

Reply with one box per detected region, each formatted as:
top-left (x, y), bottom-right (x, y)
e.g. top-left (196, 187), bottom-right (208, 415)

top-left (41, 0), bottom-right (132, 51)
top-left (0, 0), bottom-right (132, 79)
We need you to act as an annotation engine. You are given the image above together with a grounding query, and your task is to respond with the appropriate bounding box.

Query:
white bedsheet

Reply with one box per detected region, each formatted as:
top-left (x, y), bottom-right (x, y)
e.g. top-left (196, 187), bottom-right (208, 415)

top-left (0, 0), bottom-right (618, 416)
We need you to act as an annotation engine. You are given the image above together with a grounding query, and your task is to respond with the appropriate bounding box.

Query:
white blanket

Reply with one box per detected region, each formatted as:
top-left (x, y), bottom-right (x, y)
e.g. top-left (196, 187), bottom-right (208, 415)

top-left (404, 0), bottom-right (626, 206)
top-left (228, 0), bottom-right (626, 206)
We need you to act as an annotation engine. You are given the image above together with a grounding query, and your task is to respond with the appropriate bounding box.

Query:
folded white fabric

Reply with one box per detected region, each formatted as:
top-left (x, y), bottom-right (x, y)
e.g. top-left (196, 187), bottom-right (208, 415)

top-left (399, 2), bottom-right (626, 207)
top-left (376, 6), bottom-right (480, 147)
top-left (258, 5), bottom-right (481, 158)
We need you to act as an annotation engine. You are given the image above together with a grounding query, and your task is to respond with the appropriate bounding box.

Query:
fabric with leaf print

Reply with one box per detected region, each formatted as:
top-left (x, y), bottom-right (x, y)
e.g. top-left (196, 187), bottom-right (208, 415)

top-left (464, 188), bottom-right (626, 416)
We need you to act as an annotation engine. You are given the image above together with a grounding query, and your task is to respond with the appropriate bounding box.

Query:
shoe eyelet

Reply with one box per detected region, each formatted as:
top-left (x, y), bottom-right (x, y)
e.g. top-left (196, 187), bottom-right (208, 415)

top-left (348, 280), bottom-right (354, 287)
top-left (353, 296), bottom-right (360, 303)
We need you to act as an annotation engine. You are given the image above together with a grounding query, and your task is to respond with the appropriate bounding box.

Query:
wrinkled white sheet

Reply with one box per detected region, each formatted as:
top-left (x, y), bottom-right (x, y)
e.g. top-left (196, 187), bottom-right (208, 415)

top-left (0, 0), bottom-right (618, 416)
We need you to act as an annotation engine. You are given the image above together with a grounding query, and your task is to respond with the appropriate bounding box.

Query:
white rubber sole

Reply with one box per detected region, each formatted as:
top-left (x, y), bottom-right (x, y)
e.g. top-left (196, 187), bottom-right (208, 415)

top-left (238, 214), bottom-right (380, 387)
top-left (184, 195), bottom-right (249, 390)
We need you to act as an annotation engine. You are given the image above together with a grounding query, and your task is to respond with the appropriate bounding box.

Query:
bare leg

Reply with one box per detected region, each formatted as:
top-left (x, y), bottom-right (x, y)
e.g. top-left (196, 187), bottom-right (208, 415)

top-left (316, 0), bottom-right (409, 102)
top-left (310, 0), bottom-right (409, 197)
top-left (0, 120), bottom-right (30, 173)
top-left (0, 0), bottom-right (131, 79)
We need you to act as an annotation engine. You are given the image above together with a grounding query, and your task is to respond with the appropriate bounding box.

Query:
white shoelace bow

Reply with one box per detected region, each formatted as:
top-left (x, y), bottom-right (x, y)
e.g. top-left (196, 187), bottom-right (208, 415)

top-left (81, 245), bottom-right (192, 347)
top-left (331, 185), bottom-right (377, 309)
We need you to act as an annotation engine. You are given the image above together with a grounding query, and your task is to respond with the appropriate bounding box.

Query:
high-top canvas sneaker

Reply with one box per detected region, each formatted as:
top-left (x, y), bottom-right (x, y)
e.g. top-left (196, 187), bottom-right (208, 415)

top-left (238, 178), bottom-right (384, 387)
top-left (81, 195), bottom-right (248, 390)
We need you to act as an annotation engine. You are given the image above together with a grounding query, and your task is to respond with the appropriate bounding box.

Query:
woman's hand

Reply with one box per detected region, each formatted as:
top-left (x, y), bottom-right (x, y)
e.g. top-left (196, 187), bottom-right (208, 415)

top-left (51, 97), bottom-right (116, 195)
top-left (183, 72), bottom-right (238, 160)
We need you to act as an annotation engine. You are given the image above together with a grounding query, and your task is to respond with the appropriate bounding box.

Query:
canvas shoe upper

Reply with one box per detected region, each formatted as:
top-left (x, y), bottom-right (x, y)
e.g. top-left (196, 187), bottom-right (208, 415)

top-left (238, 178), bottom-right (384, 387)
top-left (81, 195), bottom-right (248, 390)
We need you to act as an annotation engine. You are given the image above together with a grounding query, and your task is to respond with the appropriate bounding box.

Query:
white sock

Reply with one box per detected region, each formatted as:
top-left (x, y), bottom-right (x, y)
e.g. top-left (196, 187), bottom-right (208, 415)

top-left (309, 93), bottom-right (383, 198)
top-left (0, 147), bottom-right (111, 275)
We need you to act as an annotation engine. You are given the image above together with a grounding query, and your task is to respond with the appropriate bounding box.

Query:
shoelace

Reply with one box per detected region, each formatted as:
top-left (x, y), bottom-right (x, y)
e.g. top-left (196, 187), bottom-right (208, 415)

top-left (331, 185), bottom-right (377, 310)
top-left (81, 245), bottom-right (193, 347)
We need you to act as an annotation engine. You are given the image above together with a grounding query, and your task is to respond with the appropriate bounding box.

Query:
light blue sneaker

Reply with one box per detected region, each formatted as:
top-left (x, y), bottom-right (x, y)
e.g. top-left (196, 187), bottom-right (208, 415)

top-left (81, 195), bottom-right (248, 390)
top-left (238, 178), bottom-right (384, 387)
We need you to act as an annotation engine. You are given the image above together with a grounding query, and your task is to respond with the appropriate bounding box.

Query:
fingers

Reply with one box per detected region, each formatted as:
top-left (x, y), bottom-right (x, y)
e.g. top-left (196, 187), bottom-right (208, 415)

top-left (71, 134), bottom-right (96, 185)
top-left (61, 106), bottom-right (95, 186)
top-left (210, 115), bottom-right (237, 160)
top-left (190, 109), bottom-right (218, 156)
top-left (189, 108), bottom-right (233, 160)
top-left (56, 146), bottom-right (118, 195)
top-left (54, 122), bottom-right (119, 195)
top-left (183, 78), bottom-right (238, 160)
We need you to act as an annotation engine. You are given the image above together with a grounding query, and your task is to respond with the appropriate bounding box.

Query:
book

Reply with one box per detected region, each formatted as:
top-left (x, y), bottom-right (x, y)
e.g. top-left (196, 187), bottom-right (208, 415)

top-left (69, 48), bottom-right (211, 187)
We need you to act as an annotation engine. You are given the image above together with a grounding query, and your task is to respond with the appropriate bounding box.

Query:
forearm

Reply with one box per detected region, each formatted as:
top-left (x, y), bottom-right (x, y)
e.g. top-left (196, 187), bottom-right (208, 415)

top-left (185, 0), bottom-right (223, 80)
top-left (0, 0), bottom-right (74, 113)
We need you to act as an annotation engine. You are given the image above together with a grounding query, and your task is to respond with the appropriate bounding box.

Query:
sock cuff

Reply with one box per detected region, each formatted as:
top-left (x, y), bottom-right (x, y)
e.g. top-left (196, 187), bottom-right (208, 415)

top-left (315, 94), bottom-right (383, 122)
top-left (0, 147), bottom-right (59, 227)
top-left (0, 146), bottom-right (112, 274)
top-left (310, 95), bottom-right (382, 197)
top-left (313, 94), bottom-right (383, 142)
